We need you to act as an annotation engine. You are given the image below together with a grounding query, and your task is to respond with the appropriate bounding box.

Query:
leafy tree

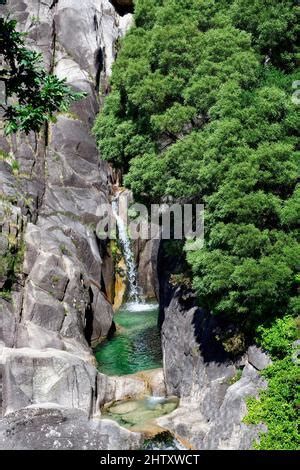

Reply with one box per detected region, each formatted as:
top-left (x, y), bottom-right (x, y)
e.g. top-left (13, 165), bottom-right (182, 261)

top-left (0, 17), bottom-right (84, 134)
top-left (230, 0), bottom-right (300, 69)
top-left (94, 0), bottom-right (299, 326)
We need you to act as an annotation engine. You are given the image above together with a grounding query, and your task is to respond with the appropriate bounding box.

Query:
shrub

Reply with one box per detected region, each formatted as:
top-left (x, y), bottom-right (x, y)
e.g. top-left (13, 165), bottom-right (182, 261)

top-left (256, 316), bottom-right (298, 359)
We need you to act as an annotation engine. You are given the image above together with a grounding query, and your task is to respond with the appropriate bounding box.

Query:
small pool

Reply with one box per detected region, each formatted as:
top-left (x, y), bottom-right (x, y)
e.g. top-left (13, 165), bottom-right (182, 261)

top-left (102, 396), bottom-right (179, 433)
top-left (94, 302), bottom-right (162, 375)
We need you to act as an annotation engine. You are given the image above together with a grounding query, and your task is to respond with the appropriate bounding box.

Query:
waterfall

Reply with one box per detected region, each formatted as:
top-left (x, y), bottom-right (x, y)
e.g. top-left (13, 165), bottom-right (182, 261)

top-left (112, 198), bottom-right (143, 304)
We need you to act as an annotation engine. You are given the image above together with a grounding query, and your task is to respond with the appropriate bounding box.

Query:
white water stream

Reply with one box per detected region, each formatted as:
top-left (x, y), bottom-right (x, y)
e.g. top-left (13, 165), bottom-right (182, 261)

top-left (112, 197), bottom-right (143, 304)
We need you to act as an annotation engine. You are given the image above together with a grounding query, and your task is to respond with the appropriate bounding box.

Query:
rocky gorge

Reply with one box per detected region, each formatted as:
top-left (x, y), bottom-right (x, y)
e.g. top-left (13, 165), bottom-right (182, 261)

top-left (0, 0), bottom-right (273, 451)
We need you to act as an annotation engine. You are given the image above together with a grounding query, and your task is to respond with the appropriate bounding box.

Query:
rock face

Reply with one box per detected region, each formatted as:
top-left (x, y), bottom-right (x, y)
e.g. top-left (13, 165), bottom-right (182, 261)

top-left (134, 238), bottom-right (160, 299)
top-left (1, 347), bottom-right (96, 416)
top-left (97, 372), bottom-right (148, 408)
top-left (0, 0), bottom-right (134, 355)
top-left (0, 407), bottom-right (142, 450)
top-left (159, 289), bottom-right (269, 450)
top-left (96, 369), bottom-right (166, 409)
top-left (0, 0), bottom-right (140, 450)
top-left (247, 345), bottom-right (272, 371)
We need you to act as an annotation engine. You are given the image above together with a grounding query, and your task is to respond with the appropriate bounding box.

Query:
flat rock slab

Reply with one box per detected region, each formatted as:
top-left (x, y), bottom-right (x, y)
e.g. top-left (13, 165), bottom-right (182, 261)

top-left (0, 406), bottom-right (142, 450)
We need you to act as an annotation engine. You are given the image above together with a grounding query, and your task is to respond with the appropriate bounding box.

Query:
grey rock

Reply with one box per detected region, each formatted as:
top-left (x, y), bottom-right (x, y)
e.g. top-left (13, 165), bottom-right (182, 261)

top-left (0, 0), bottom-right (139, 452)
top-left (161, 290), bottom-right (269, 450)
top-left (97, 373), bottom-right (147, 408)
top-left (28, 253), bottom-right (69, 301)
top-left (0, 406), bottom-right (142, 450)
top-left (162, 292), bottom-right (235, 400)
top-left (22, 281), bottom-right (66, 332)
top-left (139, 369), bottom-right (166, 397)
top-left (0, 300), bottom-right (16, 348)
top-left (16, 321), bottom-right (66, 351)
top-left (247, 345), bottom-right (272, 371)
top-left (135, 238), bottom-right (160, 299)
top-left (91, 289), bottom-right (114, 346)
top-left (1, 0), bottom-right (120, 355)
top-left (23, 223), bottom-right (41, 275)
top-left (0, 234), bottom-right (8, 256)
top-left (1, 347), bottom-right (96, 416)
top-left (60, 304), bottom-right (88, 347)
top-left (202, 363), bottom-right (267, 450)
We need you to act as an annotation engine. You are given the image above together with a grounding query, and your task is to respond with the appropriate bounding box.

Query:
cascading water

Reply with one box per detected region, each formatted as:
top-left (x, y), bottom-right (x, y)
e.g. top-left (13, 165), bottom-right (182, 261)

top-left (95, 194), bottom-right (162, 376)
top-left (112, 197), bottom-right (143, 304)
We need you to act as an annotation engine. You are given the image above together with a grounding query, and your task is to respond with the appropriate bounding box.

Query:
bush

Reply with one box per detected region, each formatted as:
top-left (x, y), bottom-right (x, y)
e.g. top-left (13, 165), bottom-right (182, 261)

top-left (244, 316), bottom-right (299, 449)
top-left (256, 316), bottom-right (298, 359)
top-left (245, 354), bottom-right (299, 450)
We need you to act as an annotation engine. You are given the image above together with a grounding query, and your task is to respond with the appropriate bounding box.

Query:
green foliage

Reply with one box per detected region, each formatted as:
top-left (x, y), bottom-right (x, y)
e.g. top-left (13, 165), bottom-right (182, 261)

top-left (0, 288), bottom-right (12, 302)
top-left (219, 330), bottom-right (246, 356)
top-left (142, 431), bottom-right (175, 450)
top-left (228, 367), bottom-right (243, 385)
top-left (169, 273), bottom-right (192, 290)
top-left (94, 0), bottom-right (299, 329)
top-left (245, 358), bottom-right (299, 450)
top-left (0, 17), bottom-right (85, 134)
top-left (256, 315), bottom-right (298, 360)
top-left (244, 316), bottom-right (299, 450)
top-left (230, 0), bottom-right (300, 69)
top-left (59, 243), bottom-right (71, 257)
top-left (11, 159), bottom-right (20, 174)
top-left (0, 239), bottom-right (25, 300)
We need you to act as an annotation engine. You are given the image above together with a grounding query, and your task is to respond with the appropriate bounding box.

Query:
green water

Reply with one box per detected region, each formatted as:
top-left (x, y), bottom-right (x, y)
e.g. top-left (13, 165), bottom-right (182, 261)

top-left (102, 397), bottom-right (178, 429)
top-left (94, 302), bottom-right (162, 375)
top-left (102, 396), bottom-right (178, 430)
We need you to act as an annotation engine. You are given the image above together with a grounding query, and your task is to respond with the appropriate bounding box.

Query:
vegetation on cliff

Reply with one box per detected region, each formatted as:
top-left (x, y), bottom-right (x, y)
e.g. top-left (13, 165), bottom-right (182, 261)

top-left (94, 0), bottom-right (299, 449)
top-left (0, 17), bottom-right (84, 134)
top-left (244, 316), bottom-right (299, 450)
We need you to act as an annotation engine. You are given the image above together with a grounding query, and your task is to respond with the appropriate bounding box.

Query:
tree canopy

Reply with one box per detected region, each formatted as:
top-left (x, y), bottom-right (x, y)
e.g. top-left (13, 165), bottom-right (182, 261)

top-left (93, 0), bottom-right (299, 329)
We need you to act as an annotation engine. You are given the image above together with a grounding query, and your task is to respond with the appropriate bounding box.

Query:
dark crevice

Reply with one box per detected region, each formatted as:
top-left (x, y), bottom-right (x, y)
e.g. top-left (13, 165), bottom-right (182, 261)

top-left (44, 121), bottom-right (49, 148)
top-left (50, 19), bottom-right (57, 74)
top-left (89, 386), bottom-right (94, 418)
top-left (50, 0), bottom-right (59, 10)
top-left (191, 306), bottom-right (232, 364)
top-left (95, 47), bottom-right (104, 92)
top-left (18, 287), bottom-right (25, 324)
top-left (109, 0), bottom-right (134, 16)
top-left (93, 374), bottom-right (98, 416)
top-left (62, 278), bottom-right (70, 300)
top-left (157, 239), bottom-right (187, 328)
top-left (93, 14), bottom-right (98, 31)
top-left (100, 272), bottom-right (107, 298)
top-left (84, 287), bottom-right (94, 346)
top-left (106, 320), bottom-right (117, 340)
